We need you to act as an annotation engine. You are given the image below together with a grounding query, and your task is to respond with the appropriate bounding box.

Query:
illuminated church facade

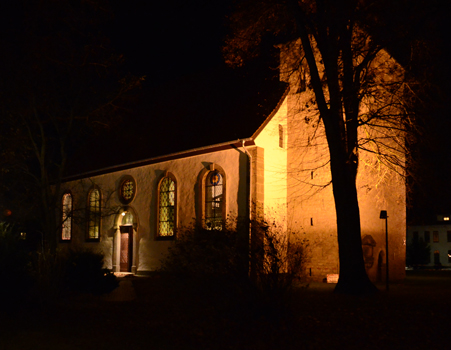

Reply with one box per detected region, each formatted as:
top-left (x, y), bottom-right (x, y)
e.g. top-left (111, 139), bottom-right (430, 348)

top-left (59, 44), bottom-right (406, 283)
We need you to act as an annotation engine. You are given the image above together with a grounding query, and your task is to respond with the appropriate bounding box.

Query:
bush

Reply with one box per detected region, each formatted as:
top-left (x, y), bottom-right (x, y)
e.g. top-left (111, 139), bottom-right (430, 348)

top-left (161, 223), bottom-right (249, 286)
top-left (63, 248), bottom-right (118, 295)
top-left (30, 250), bottom-right (67, 304)
top-left (160, 219), bottom-right (307, 317)
top-left (0, 222), bottom-right (33, 309)
top-left (29, 248), bottom-right (118, 304)
top-left (248, 220), bottom-right (307, 316)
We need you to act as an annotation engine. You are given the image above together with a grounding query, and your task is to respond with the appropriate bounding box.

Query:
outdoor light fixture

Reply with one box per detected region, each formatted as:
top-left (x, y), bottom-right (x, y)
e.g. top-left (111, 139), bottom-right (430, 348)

top-left (379, 210), bottom-right (389, 291)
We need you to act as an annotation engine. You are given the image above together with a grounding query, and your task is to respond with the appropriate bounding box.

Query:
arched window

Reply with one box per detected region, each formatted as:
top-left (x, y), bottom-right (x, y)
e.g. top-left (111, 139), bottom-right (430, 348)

top-left (61, 193), bottom-right (72, 241)
top-left (279, 124), bottom-right (284, 148)
top-left (205, 170), bottom-right (224, 230)
top-left (87, 188), bottom-right (101, 240)
top-left (158, 174), bottom-right (176, 238)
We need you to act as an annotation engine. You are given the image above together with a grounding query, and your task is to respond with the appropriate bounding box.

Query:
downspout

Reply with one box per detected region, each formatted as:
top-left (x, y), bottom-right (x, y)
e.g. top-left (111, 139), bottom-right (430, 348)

top-left (241, 139), bottom-right (252, 223)
top-left (241, 139), bottom-right (253, 276)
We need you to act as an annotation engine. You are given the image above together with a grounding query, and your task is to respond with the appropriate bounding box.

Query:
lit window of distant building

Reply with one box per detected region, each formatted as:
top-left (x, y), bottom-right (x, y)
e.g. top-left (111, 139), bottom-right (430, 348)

top-left (433, 231), bottom-right (439, 243)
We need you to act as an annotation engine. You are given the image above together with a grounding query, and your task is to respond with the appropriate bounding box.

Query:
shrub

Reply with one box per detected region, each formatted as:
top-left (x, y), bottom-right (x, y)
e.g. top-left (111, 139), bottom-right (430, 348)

top-left (161, 223), bottom-right (249, 286)
top-left (29, 249), bottom-right (68, 305)
top-left (29, 248), bottom-right (118, 304)
top-left (160, 219), bottom-right (307, 317)
top-left (0, 222), bottom-right (33, 309)
top-left (63, 248), bottom-right (118, 295)
top-left (248, 220), bottom-right (307, 315)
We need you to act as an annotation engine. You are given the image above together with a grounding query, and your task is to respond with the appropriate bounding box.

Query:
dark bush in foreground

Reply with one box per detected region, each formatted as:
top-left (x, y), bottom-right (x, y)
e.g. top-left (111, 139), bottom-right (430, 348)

top-left (30, 248), bottom-right (118, 303)
top-left (160, 220), bottom-right (307, 317)
top-left (0, 223), bottom-right (33, 309)
top-left (63, 249), bottom-right (118, 295)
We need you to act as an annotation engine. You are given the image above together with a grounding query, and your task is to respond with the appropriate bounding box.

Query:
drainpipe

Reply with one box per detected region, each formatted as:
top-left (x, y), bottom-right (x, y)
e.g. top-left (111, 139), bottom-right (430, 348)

top-left (241, 139), bottom-right (253, 276)
top-left (241, 139), bottom-right (252, 223)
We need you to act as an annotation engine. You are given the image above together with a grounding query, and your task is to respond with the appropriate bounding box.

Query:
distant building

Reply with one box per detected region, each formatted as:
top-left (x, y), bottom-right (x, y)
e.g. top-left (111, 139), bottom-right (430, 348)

top-left (407, 215), bottom-right (451, 267)
top-left (58, 41), bottom-right (406, 282)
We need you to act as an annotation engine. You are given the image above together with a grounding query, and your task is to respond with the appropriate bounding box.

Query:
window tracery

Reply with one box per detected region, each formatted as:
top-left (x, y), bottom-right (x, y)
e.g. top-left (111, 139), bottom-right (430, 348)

top-left (158, 175), bottom-right (176, 238)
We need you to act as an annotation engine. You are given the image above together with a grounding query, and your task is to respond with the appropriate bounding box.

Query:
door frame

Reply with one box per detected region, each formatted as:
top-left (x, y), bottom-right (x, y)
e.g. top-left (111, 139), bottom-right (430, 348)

top-left (113, 207), bottom-right (139, 274)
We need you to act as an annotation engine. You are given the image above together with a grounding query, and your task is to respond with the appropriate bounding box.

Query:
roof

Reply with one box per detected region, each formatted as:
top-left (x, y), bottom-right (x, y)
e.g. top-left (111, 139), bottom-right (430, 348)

top-left (64, 138), bottom-right (255, 182)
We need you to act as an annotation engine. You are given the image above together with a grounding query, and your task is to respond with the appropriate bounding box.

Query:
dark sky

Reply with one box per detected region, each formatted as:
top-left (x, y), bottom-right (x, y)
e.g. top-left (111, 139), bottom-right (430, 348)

top-left (108, 0), bottom-right (233, 86)
top-left (76, 0), bottom-right (283, 172)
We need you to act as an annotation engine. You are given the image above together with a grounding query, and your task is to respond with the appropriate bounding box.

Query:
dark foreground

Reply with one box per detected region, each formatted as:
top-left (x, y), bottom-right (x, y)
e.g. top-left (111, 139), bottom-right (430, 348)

top-left (1, 270), bottom-right (450, 349)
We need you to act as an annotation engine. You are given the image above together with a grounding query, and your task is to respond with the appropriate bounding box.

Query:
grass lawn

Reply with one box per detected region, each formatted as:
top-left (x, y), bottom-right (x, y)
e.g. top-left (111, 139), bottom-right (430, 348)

top-left (1, 270), bottom-right (450, 349)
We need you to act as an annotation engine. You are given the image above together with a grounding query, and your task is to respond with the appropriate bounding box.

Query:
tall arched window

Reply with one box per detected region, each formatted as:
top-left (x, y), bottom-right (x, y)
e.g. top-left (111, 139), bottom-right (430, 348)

top-left (279, 124), bottom-right (284, 148)
top-left (205, 170), bottom-right (224, 230)
top-left (87, 188), bottom-right (101, 240)
top-left (158, 174), bottom-right (177, 238)
top-left (61, 193), bottom-right (72, 241)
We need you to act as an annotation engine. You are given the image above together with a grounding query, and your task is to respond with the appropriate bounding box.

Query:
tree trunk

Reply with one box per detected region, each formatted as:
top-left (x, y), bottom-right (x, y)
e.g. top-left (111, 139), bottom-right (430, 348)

top-left (331, 161), bottom-right (378, 294)
top-left (324, 121), bottom-right (377, 294)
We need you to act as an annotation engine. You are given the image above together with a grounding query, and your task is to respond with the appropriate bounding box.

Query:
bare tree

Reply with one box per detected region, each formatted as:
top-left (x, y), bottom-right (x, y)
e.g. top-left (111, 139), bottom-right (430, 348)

top-left (0, 0), bottom-right (142, 252)
top-left (224, 0), bottom-right (418, 294)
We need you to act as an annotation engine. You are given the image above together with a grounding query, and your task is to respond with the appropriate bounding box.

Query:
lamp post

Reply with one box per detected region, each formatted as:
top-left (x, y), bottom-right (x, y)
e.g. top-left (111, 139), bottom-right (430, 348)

top-left (380, 210), bottom-right (389, 291)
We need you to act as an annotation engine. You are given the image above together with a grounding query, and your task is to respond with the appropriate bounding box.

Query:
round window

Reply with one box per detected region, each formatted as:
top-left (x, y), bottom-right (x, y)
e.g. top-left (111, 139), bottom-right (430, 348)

top-left (119, 176), bottom-right (136, 204)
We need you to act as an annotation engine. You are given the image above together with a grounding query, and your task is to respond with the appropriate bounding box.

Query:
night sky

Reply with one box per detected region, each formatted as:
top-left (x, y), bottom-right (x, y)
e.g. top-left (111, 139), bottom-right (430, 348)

top-left (108, 1), bottom-right (232, 86)
top-left (72, 0), bottom-right (283, 173)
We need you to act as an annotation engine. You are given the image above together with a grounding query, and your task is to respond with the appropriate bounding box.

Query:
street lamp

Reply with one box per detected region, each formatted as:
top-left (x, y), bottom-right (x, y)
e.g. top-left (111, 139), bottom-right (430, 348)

top-left (380, 210), bottom-right (389, 291)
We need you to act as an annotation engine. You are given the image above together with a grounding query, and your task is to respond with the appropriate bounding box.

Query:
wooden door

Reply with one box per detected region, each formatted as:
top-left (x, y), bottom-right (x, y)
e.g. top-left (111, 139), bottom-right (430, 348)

top-left (120, 225), bottom-right (133, 272)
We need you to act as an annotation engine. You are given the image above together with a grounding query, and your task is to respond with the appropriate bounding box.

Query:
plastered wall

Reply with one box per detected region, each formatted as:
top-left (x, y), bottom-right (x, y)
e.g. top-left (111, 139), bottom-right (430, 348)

top-left (59, 147), bottom-right (249, 273)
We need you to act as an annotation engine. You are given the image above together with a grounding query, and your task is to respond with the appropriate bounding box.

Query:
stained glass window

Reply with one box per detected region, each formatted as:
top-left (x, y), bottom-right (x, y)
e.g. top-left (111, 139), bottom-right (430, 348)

top-left (62, 193), bottom-right (72, 241)
top-left (121, 179), bottom-right (135, 202)
top-left (205, 171), bottom-right (223, 230)
top-left (87, 188), bottom-right (101, 240)
top-left (158, 176), bottom-right (176, 237)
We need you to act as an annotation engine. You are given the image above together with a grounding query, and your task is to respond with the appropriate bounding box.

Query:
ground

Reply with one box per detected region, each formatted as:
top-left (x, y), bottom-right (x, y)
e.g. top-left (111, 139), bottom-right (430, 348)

top-left (1, 271), bottom-right (450, 349)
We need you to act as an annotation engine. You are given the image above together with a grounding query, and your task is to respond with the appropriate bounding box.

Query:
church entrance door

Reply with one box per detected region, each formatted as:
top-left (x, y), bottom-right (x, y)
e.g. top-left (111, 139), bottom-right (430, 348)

top-left (120, 225), bottom-right (133, 272)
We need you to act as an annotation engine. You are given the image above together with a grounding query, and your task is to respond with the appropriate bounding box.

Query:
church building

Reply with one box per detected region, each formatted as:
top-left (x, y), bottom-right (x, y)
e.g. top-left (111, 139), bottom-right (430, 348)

top-left (58, 43), bottom-right (406, 283)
